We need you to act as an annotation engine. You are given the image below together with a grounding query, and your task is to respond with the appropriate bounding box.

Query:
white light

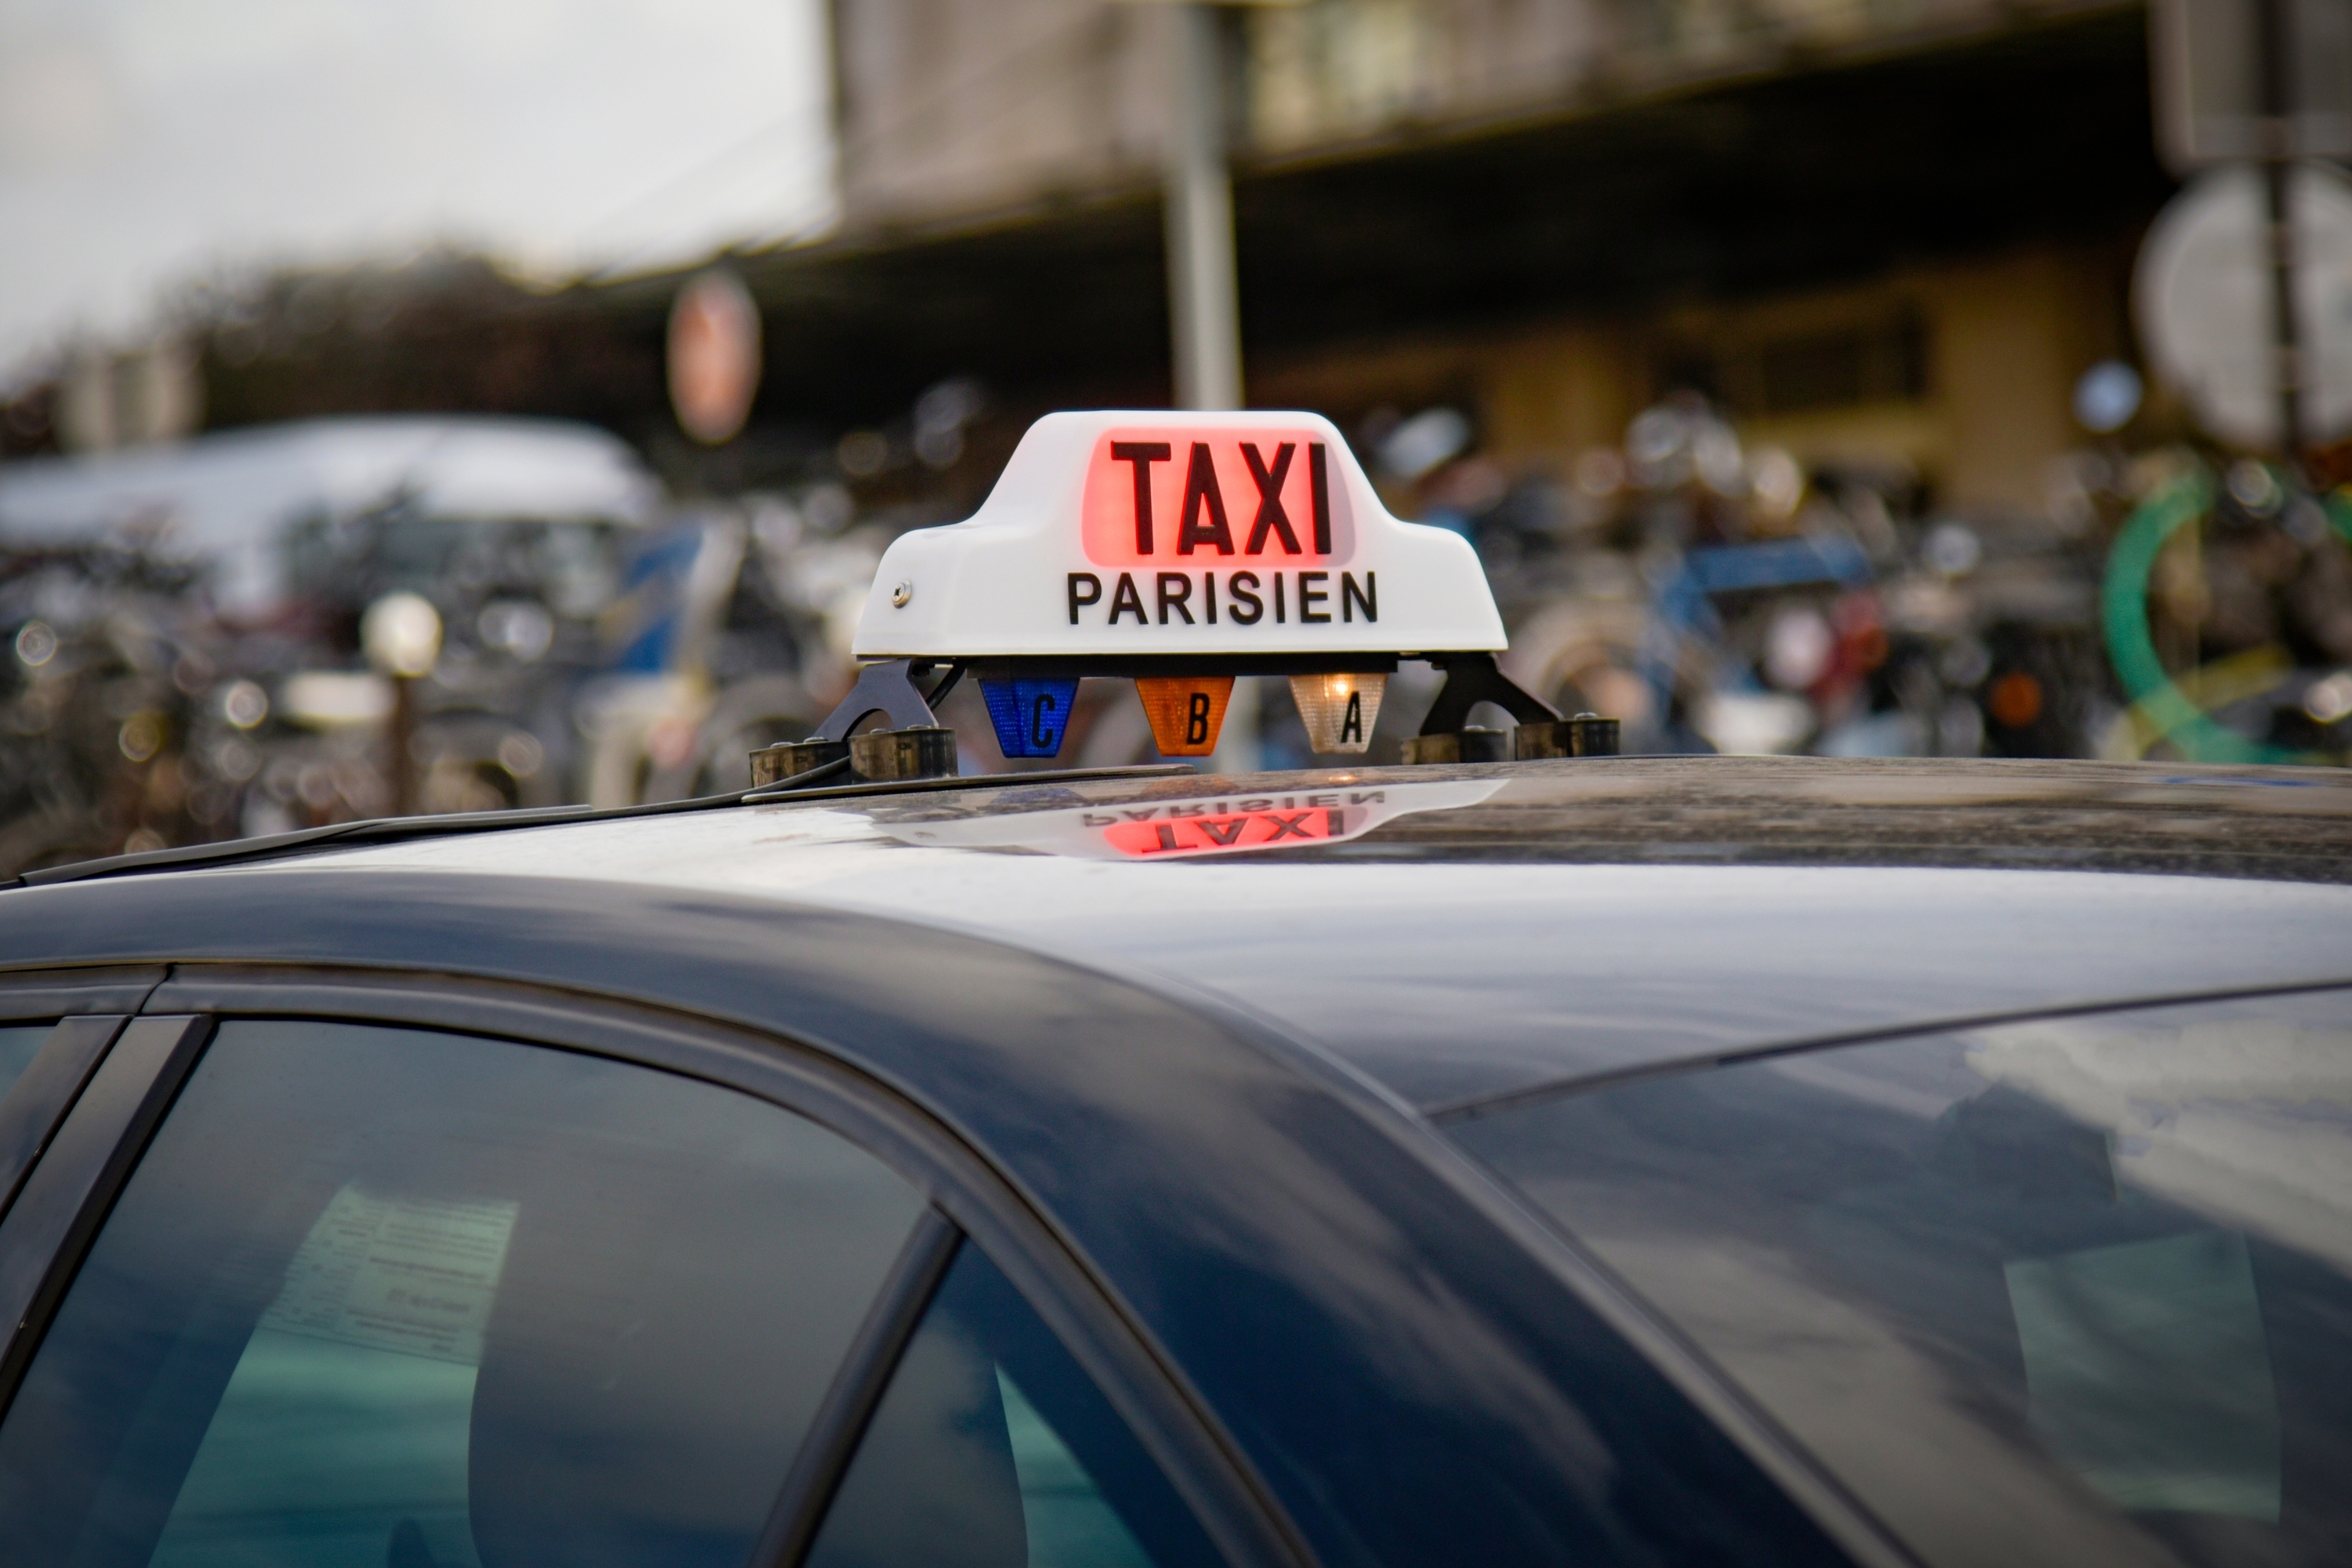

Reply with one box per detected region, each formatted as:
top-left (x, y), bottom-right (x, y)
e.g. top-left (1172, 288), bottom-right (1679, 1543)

top-left (220, 678), bottom-right (270, 730)
top-left (1925, 521), bottom-right (1982, 578)
top-left (280, 672), bottom-right (395, 728)
top-left (1748, 448), bottom-right (1806, 522)
top-left (118, 712), bottom-right (163, 764)
top-left (1764, 608), bottom-right (1834, 691)
top-left (1694, 691), bottom-right (1814, 755)
top-left (1290, 672), bottom-right (1386, 753)
top-left (478, 600), bottom-right (554, 662)
top-left (361, 592), bottom-right (442, 679)
top-left (14, 620), bottom-right (57, 667)
top-left (1692, 423), bottom-right (1745, 497)
top-left (2226, 459), bottom-right (2282, 515)
top-left (2073, 361), bottom-right (2143, 434)
top-left (2306, 671), bottom-right (2352, 725)
top-left (1381, 408), bottom-right (1471, 480)
top-left (498, 731), bottom-right (546, 779)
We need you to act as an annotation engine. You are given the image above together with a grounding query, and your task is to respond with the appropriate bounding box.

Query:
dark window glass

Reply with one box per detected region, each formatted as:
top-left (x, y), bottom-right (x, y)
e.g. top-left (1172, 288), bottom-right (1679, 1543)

top-left (1453, 992), bottom-right (2352, 1568)
top-left (0, 1025), bottom-right (49, 1105)
top-left (0, 1020), bottom-right (926, 1568)
top-left (807, 1244), bottom-right (1224, 1568)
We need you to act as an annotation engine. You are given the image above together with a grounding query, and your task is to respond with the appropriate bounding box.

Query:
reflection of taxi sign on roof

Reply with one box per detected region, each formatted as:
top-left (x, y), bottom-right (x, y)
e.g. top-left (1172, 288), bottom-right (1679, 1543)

top-left (753, 411), bottom-right (1618, 786)
top-left (882, 779), bottom-right (1506, 860)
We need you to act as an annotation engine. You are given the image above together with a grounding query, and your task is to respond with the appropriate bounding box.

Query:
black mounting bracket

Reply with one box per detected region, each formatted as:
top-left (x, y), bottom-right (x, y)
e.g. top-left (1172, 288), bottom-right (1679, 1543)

top-left (810, 659), bottom-right (947, 742)
top-left (1415, 652), bottom-right (1558, 735)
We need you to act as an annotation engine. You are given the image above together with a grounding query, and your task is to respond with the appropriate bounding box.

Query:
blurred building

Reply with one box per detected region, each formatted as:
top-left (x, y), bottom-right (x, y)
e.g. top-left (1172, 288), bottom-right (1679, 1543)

top-left (8, 0), bottom-right (2172, 522)
top-left (804, 0), bottom-right (2166, 517)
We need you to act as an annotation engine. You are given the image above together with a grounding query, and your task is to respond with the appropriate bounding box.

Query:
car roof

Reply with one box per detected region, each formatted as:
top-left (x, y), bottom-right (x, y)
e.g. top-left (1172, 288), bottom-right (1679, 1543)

top-left (78, 753), bottom-right (2350, 1115)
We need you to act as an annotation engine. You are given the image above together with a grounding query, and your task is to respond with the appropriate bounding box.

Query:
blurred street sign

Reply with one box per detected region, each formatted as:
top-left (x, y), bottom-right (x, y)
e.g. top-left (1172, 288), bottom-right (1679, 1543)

top-left (667, 269), bottom-right (762, 445)
top-left (2136, 162), bottom-right (2352, 448)
top-left (2151, 0), bottom-right (2352, 172)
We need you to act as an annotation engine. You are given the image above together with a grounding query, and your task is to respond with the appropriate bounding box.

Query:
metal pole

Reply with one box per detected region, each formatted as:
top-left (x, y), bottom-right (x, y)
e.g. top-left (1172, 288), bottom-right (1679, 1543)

top-left (1163, 1), bottom-right (1258, 769)
top-left (1165, 1), bottom-right (1243, 412)
top-left (389, 675), bottom-right (418, 817)
top-left (2257, 0), bottom-right (2305, 459)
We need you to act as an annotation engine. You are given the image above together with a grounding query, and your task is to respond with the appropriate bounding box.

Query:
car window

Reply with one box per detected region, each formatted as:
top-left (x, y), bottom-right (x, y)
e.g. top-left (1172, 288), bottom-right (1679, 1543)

top-left (0, 1025), bottom-right (49, 1105)
top-left (1451, 990), bottom-right (2352, 1568)
top-left (806, 1243), bottom-right (1225, 1568)
top-left (0, 1019), bottom-right (927, 1568)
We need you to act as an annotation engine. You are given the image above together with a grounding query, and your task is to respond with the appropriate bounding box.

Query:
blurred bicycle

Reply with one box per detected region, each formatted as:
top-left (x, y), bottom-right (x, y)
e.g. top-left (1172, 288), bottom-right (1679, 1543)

top-left (2098, 456), bottom-right (2352, 763)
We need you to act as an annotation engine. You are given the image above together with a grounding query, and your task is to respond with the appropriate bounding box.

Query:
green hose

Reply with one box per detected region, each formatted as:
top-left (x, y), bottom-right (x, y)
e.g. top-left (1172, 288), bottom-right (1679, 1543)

top-left (2100, 471), bottom-right (2352, 764)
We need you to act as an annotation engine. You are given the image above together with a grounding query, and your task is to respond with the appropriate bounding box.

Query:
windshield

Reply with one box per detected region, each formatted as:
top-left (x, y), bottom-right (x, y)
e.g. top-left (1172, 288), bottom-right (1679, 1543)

top-left (1449, 989), bottom-right (2352, 1568)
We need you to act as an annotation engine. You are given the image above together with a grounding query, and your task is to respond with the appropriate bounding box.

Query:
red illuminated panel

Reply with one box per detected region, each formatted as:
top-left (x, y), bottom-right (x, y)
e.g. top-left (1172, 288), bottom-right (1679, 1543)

top-left (1081, 427), bottom-right (1352, 568)
top-left (1101, 806), bottom-right (1360, 858)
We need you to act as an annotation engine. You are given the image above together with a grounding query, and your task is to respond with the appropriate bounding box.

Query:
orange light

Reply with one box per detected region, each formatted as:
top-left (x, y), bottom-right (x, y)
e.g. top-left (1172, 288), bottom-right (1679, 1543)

top-left (1289, 672), bottom-right (1385, 753)
top-left (1987, 671), bottom-right (2044, 728)
top-left (1135, 676), bottom-right (1233, 756)
top-left (1852, 625), bottom-right (1890, 672)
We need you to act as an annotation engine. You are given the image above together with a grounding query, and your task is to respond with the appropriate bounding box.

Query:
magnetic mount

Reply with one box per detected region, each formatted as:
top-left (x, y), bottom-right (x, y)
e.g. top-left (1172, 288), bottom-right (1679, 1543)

top-left (749, 659), bottom-right (962, 788)
top-left (1399, 652), bottom-right (1620, 764)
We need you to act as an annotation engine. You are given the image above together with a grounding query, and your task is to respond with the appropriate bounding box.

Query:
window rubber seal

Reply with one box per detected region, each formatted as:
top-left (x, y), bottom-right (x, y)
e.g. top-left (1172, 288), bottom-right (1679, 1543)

top-left (0, 1014), bottom-right (213, 1415)
top-left (0, 1015), bottom-right (130, 1231)
top-left (755, 1207), bottom-right (964, 1568)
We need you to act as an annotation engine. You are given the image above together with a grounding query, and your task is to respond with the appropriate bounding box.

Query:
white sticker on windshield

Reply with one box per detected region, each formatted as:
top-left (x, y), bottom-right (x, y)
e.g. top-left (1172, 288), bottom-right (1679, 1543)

top-left (259, 1185), bottom-right (520, 1366)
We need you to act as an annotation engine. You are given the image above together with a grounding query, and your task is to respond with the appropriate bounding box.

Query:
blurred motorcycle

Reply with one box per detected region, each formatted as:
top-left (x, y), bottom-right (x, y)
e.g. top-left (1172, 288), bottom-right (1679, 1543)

top-left (1486, 392), bottom-right (2107, 758)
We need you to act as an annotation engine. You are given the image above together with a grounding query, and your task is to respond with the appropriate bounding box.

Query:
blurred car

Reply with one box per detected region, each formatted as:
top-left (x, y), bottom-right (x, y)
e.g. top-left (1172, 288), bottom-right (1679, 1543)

top-left (0, 415), bottom-right (660, 616)
top-left (0, 416), bottom-right (848, 860)
top-left (0, 754), bottom-right (2346, 1568)
top-left (0, 417), bottom-right (664, 848)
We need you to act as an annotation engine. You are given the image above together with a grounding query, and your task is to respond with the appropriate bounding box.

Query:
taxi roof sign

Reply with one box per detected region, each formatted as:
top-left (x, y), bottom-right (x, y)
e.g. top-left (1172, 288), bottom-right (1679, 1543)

top-left (852, 410), bottom-right (1505, 665)
top-left (749, 408), bottom-right (1599, 781)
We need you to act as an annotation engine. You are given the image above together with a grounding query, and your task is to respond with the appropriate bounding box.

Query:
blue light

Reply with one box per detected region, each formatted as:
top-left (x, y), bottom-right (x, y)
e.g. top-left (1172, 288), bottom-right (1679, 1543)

top-left (980, 677), bottom-right (1079, 758)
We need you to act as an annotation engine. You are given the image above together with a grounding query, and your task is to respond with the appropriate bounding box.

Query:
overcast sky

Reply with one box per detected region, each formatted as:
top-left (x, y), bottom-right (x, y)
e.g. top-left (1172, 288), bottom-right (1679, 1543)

top-left (0, 0), bottom-right (833, 382)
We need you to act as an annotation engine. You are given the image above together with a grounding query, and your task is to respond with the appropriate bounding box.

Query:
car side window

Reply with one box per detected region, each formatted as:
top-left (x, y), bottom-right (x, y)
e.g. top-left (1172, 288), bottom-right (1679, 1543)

top-left (806, 1243), bottom-right (1225, 1568)
top-left (0, 1025), bottom-right (50, 1105)
top-left (0, 1018), bottom-right (927, 1568)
